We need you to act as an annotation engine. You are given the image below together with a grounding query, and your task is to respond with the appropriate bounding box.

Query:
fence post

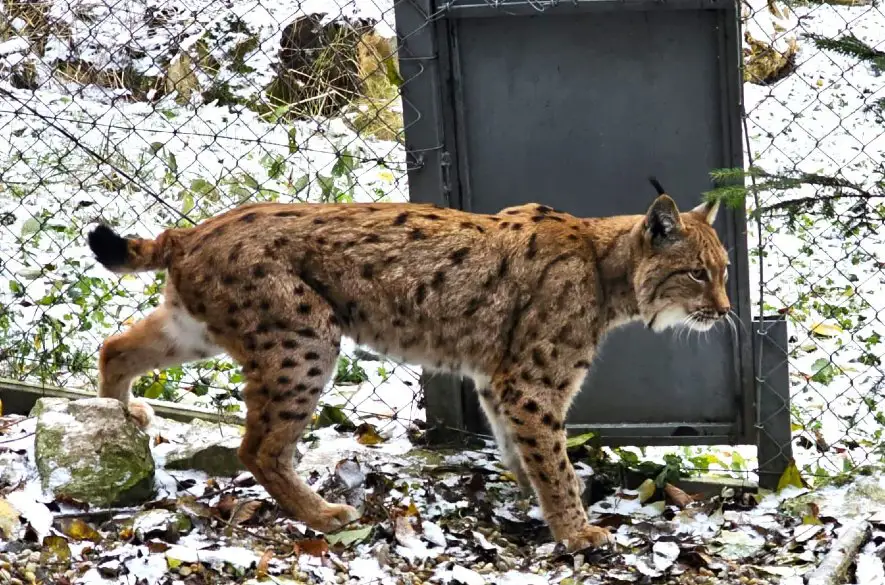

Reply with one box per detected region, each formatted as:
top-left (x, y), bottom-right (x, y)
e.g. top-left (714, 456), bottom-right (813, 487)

top-left (754, 315), bottom-right (792, 490)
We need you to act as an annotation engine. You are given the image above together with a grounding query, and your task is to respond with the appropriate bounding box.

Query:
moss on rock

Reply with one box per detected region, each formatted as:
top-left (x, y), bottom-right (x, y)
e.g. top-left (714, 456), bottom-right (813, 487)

top-left (32, 398), bottom-right (155, 507)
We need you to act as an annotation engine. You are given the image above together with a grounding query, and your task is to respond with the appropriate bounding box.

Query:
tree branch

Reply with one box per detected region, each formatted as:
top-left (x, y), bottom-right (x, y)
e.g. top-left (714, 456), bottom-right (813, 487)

top-left (753, 174), bottom-right (883, 215)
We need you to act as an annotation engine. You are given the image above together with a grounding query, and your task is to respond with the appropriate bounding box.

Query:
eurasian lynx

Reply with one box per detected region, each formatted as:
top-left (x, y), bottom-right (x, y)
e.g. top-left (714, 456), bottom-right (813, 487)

top-left (87, 179), bottom-right (730, 551)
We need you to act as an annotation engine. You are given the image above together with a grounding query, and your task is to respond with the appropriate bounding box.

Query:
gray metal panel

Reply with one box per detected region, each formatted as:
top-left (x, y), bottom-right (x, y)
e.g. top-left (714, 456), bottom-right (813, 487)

top-left (397, 0), bottom-right (759, 446)
top-left (450, 9), bottom-right (750, 439)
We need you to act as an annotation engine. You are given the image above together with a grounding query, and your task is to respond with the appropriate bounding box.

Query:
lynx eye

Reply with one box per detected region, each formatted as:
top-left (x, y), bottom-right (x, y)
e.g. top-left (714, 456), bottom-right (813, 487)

top-left (688, 269), bottom-right (708, 283)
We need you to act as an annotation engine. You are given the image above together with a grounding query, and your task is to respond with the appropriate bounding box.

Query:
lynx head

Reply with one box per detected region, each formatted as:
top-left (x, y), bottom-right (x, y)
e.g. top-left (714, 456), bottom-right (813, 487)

top-left (633, 178), bottom-right (731, 333)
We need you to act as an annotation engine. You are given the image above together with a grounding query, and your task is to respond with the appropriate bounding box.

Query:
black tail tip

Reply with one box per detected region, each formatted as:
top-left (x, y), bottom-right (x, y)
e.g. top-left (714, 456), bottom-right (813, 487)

top-left (87, 224), bottom-right (129, 268)
top-left (648, 176), bottom-right (667, 196)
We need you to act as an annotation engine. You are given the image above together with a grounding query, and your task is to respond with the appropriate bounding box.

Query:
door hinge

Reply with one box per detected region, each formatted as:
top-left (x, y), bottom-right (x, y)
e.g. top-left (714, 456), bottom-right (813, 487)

top-left (440, 151), bottom-right (452, 207)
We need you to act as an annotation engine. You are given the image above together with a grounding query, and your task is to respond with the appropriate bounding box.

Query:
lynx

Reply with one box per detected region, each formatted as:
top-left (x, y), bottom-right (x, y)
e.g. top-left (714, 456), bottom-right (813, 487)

top-left (87, 178), bottom-right (731, 551)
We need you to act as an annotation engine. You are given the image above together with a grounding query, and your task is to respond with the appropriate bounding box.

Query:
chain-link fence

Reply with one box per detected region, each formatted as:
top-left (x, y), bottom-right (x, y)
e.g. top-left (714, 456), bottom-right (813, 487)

top-left (0, 0), bottom-right (429, 439)
top-left (1, 0), bottom-right (883, 485)
top-left (734, 0), bottom-right (885, 485)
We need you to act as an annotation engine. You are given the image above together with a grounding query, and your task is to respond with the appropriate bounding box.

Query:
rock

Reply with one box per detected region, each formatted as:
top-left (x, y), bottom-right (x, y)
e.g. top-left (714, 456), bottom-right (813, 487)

top-left (162, 418), bottom-right (245, 477)
top-left (131, 509), bottom-right (192, 543)
top-left (32, 398), bottom-right (155, 507)
top-left (0, 450), bottom-right (29, 489)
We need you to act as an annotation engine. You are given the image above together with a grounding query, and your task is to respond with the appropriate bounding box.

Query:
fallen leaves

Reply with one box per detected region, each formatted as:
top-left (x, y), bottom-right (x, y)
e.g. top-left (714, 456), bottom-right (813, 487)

top-left (664, 483), bottom-right (696, 509)
top-left (777, 459), bottom-right (808, 492)
top-left (293, 538), bottom-right (329, 558)
top-left (326, 524), bottom-right (373, 547)
top-left (0, 497), bottom-right (21, 539)
top-left (229, 500), bottom-right (262, 527)
top-left (58, 518), bottom-right (101, 542)
top-left (355, 423), bottom-right (385, 446)
top-left (41, 534), bottom-right (72, 562)
top-left (256, 548), bottom-right (273, 579)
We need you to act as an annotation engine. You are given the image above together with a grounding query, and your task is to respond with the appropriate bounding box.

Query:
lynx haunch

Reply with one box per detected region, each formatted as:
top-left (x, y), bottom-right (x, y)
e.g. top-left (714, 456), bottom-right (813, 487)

top-left (87, 179), bottom-right (731, 551)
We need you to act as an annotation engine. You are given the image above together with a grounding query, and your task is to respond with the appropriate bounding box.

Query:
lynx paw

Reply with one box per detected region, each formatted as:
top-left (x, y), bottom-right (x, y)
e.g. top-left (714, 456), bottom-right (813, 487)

top-left (308, 503), bottom-right (361, 533)
top-left (128, 398), bottom-right (155, 430)
top-left (563, 525), bottom-right (613, 552)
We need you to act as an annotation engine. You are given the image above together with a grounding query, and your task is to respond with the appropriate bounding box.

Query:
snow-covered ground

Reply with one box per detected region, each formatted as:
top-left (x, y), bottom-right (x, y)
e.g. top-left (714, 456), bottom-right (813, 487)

top-left (0, 0), bottom-right (883, 485)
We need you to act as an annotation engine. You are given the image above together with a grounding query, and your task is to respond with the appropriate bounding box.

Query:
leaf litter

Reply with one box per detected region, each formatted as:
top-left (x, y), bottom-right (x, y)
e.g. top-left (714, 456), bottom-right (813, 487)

top-left (5, 413), bottom-right (885, 584)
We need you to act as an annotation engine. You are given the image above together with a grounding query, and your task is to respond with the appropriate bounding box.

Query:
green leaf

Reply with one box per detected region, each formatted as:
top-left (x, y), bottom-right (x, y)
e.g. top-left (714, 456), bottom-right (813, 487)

top-left (149, 142), bottom-right (164, 154)
top-left (190, 178), bottom-right (215, 195)
top-left (385, 60), bottom-right (404, 87)
top-left (181, 192), bottom-right (195, 217)
top-left (143, 380), bottom-right (164, 399)
top-left (326, 525), bottom-right (373, 547)
top-left (316, 405), bottom-right (354, 430)
top-left (288, 128), bottom-right (299, 154)
top-left (777, 459), bottom-right (806, 492)
top-left (565, 432), bottom-right (596, 450)
top-left (166, 152), bottom-right (178, 174)
top-left (810, 358), bottom-right (839, 385)
top-left (21, 217), bottom-right (41, 236)
top-left (268, 157), bottom-right (285, 180)
top-left (291, 174), bottom-right (309, 194)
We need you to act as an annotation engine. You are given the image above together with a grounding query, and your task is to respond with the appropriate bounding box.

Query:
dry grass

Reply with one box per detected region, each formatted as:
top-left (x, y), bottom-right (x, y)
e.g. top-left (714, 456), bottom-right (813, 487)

top-left (350, 33), bottom-right (403, 142)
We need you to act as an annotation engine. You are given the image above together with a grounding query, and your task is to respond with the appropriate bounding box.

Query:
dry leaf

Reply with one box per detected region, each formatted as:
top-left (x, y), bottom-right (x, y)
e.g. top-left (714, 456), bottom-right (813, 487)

top-left (42, 535), bottom-right (72, 561)
top-left (294, 538), bottom-right (329, 557)
top-left (777, 459), bottom-right (807, 492)
top-left (355, 423), bottom-right (385, 446)
top-left (153, 434), bottom-right (169, 447)
top-left (665, 483), bottom-right (694, 509)
top-left (637, 479), bottom-right (657, 504)
top-left (147, 541), bottom-right (170, 553)
top-left (810, 322), bottom-right (843, 338)
top-left (216, 493), bottom-right (239, 519)
top-left (59, 518), bottom-right (101, 542)
top-left (176, 495), bottom-right (213, 519)
top-left (257, 548), bottom-right (274, 579)
top-left (230, 500), bottom-right (262, 526)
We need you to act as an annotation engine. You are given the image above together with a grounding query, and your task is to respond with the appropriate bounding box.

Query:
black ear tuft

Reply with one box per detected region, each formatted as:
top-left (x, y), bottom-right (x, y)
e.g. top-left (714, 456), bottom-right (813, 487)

top-left (648, 177), bottom-right (666, 196)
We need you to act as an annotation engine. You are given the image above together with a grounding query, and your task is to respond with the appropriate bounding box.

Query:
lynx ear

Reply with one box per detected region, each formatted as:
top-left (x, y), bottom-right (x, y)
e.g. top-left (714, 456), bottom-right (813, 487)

top-left (644, 194), bottom-right (683, 247)
top-left (691, 199), bottom-right (720, 225)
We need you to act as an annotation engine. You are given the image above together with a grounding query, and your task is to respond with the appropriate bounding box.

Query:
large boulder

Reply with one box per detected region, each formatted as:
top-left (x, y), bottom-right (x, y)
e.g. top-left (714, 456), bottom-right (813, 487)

top-left (32, 398), bottom-right (155, 507)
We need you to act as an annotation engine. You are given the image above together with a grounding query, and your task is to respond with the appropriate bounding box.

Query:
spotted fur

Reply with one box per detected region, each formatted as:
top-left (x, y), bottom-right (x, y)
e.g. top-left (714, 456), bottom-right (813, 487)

top-left (87, 183), bottom-right (730, 550)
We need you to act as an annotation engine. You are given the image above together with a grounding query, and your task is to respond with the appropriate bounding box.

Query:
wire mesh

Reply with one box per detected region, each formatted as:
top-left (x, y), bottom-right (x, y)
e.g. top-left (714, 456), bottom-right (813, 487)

top-left (0, 0), bottom-right (433, 439)
top-left (0, 0), bottom-right (883, 486)
top-left (739, 0), bottom-right (885, 484)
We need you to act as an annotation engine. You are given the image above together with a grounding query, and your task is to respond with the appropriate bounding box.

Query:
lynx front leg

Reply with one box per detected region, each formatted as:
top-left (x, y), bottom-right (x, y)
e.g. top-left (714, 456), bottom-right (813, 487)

top-left (489, 375), bottom-right (611, 551)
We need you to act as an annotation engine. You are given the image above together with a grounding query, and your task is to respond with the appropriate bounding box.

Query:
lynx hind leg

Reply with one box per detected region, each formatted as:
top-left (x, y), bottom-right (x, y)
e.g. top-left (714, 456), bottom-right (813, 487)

top-left (477, 385), bottom-right (532, 495)
top-left (224, 286), bottom-right (359, 532)
top-left (489, 375), bottom-right (611, 551)
top-left (98, 302), bottom-right (221, 429)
